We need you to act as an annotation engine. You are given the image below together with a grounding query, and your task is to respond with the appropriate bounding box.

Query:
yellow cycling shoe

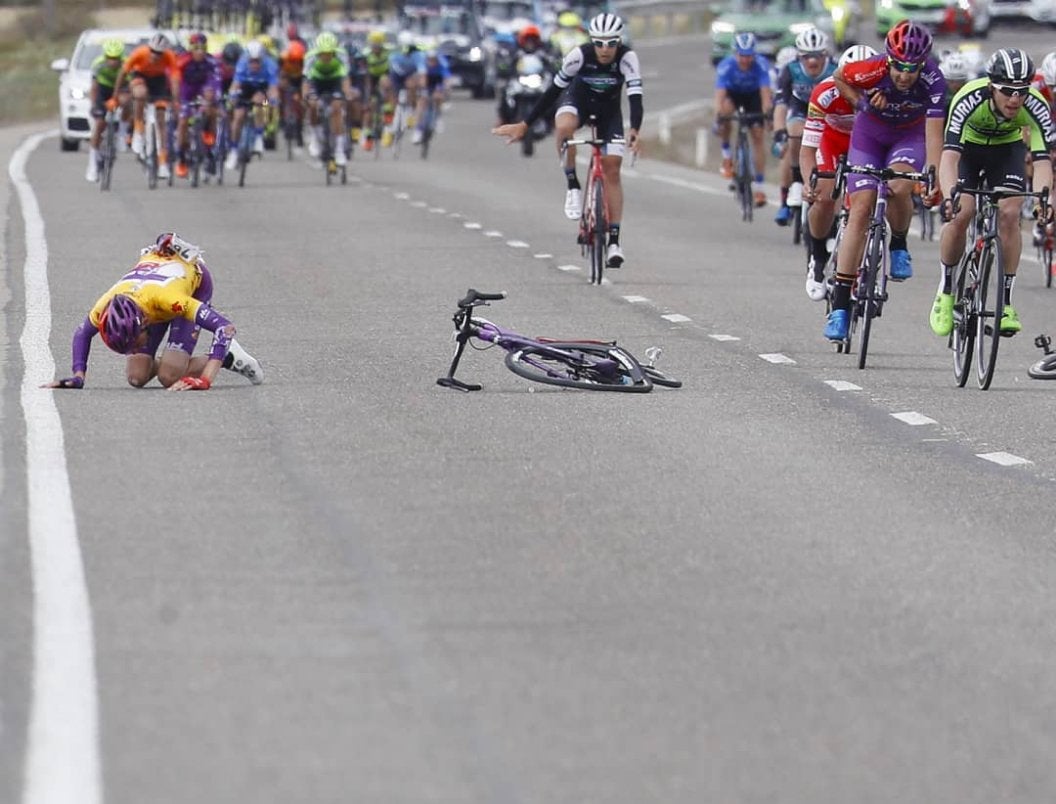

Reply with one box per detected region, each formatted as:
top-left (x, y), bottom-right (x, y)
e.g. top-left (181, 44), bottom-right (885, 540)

top-left (1000, 304), bottom-right (1021, 336)
top-left (929, 292), bottom-right (953, 336)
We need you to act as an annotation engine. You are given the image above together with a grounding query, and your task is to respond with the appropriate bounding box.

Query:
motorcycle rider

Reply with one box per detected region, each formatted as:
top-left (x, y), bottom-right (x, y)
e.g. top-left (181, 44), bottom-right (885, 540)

top-left (497, 24), bottom-right (554, 125)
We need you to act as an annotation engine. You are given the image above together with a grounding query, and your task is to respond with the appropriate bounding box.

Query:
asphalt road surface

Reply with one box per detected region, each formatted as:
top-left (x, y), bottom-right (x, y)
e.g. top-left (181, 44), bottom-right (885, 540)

top-left (4, 27), bottom-right (1056, 804)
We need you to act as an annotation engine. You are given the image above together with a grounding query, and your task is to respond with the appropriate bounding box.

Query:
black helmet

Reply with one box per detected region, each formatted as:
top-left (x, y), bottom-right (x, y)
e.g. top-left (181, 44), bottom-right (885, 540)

top-left (222, 41), bottom-right (243, 65)
top-left (986, 48), bottom-right (1034, 85)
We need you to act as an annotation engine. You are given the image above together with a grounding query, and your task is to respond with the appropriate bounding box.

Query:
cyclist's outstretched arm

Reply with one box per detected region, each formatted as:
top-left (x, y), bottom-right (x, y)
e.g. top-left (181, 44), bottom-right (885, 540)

top-left (42, 315), bottom-right (97, 389)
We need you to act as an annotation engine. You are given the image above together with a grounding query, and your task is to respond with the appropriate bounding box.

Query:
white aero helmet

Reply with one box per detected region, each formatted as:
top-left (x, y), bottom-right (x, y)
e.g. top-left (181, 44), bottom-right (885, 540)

top-left (794, 27), bottom-right (828, 55)
top-left (1041, 51), bottom-right (1056, 87)
top-left (588, 13), bottom-right (624, 40)
top-left (940, 52), bottom-right (970, 82)
top-left (775, 45), bottom-right (798, 71)
top-left (838, 44), bottom-right (877, 68)
top-left (244, 40), bottom-right (265, 60)
top-left (148, 32), bottom-right (170, 52)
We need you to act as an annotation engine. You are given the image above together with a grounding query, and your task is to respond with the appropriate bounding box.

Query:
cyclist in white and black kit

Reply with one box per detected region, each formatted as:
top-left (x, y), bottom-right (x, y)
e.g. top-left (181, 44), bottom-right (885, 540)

top-left (493, 13), bottom-right (643, 268)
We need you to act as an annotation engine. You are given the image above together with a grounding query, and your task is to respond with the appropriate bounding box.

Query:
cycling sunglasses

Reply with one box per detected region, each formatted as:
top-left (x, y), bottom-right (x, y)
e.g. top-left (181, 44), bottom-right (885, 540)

top-left (591, 38), bottom-right (620, 48)
top-left (992, 82), bottom-right (1030, 98)
top-left (888, 57), bottom-right (922, 73)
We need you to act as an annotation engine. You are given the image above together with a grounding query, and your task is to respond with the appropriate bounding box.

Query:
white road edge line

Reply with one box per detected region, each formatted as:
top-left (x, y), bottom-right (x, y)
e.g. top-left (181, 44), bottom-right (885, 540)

top-left (12, 131), bottom-right (101, 804)
top-left (891, 411), bottom-right (937, 426)
top-left (977, 451), bottom-right (1033, 466)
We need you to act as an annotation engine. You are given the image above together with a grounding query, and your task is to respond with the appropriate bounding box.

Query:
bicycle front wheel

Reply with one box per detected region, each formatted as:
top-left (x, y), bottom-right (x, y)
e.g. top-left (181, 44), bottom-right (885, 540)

top-left (641, 365), bottom-right (682, 388)
top-left (975, 237), bottom-right (1004, 390)
top-left (591, 176), bottom-right (606, 285)
top-left (1044, 241), bottom-right (1053, 289)
top-left (1028, 353), bottom-right (1056, 379)
top-left (100, 122), bottom-right (116, 192)
top-left (857, 227), bottom-right (883, 370)
top-left (504, 343), bottom-right (652, 392)
top-left (951, 251), bottom-right (976, 388)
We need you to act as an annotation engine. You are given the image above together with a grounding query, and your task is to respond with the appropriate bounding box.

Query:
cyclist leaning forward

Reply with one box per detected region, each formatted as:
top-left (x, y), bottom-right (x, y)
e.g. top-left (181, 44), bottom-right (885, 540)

top-left (929, 47), bottom-right (1055, 338)
top-left (85, 38), bottom-right (131, 183)
top-left (823, 20), bottom-right (946, 342)
top-left (492, 12), bottom-right (643, 269)
top-left (174, 32), bottom-right (222, 179)
top-left (304, 32), bottom-right (352, 166)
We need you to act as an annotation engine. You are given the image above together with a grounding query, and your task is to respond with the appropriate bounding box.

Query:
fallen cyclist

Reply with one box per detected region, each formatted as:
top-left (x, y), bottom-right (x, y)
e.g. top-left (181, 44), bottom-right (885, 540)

top-left (43, 232), bottom-right (263, 391)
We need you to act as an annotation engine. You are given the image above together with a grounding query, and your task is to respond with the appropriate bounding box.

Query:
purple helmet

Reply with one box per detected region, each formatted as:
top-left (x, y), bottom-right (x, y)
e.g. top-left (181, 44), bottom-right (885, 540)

top-left (98, 294), bottom-right (143, 353)
top-left (885, 20), bottom-right (931, 64)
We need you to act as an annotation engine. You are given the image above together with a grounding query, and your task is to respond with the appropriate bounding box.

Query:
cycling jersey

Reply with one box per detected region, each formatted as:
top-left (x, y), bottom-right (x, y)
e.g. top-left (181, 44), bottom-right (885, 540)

top-left (1031, 70), bottom-right (1054, 108)
top-left (841, 54), bottom-right (946, 128)
top-left (944, 77), bottom-right (1055, 156)
top-left (775, 58), bottom-right (835, 118)
top-left (715, 54), bottom-right (771, 95)
top-left (91, 55), bottom-right (121, 89)
top-left (233, 53), bottom-right (279, 90)
top-left (553, 43), bottom-right (642, 104)
top-left (304, 49), bottom-right (349, 81)
top-left (365, 47), bottom-right (391, 80)
top-left (280, 48), bottom-right (305, 80)
top-left (389, 51), bottom-right (420, 80)
top-left (122, 45), bottom-right (178, 79)
top-left (177, 52), bottom-right (221, 104)
top-left (803, 76), bottom-right (855, 171)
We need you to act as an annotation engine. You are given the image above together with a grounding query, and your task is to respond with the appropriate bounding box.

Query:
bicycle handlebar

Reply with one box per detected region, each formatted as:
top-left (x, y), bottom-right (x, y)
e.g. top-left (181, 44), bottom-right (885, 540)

top-left (832, 157), bottom-right (934, 200)
top-left (457, 288), bottom-right (507, 308)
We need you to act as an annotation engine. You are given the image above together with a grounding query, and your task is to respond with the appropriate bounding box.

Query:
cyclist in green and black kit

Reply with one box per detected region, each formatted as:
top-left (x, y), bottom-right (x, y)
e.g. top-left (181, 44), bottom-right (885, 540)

top-left (85, 38), bottom-right (131, 182)
top-left (930, 48), bottom-right (1055, 337)
top-left (304, 32), bottom-right (352, 166)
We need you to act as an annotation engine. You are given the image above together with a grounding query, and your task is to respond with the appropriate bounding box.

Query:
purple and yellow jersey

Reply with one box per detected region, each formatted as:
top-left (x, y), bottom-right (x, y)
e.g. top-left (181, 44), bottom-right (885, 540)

top-left (88, 251), bottom-right (205, 330)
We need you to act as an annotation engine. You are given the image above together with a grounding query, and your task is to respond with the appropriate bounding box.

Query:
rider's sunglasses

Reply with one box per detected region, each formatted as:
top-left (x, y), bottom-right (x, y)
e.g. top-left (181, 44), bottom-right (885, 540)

top-left (799, 51), bottom-right (825, 60)
top-left (993, 82), bottom-right (1030, 98)
top-left (591, 38), bottom-right (619, 48)
top-left (888, 57), bottom-right (922, 73)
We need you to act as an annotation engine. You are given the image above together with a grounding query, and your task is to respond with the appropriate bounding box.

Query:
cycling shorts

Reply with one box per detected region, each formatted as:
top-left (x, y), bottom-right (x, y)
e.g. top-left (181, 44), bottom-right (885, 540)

top-left (724, 90), bottom-right (764, 123)
top-left (91, 85), bottom-right (116, 118)
top-left (956, 140), bottom-right (1029, 193)
top-left (132, 72), bottom-right (171, 103)
top-left (424, 72), bottom-right (445, 93)
top-left (846, 113), bottom-right (925, 194)
top-left (308, 77), bottom-right (343, 99)
top-left (815, 127), bottom-right (850, 172)
top-left (233, 82), bottom-right (270, 108)
top-left (137, 265), bottom-right (213, 358)
top-left (784, 95), bottom-right (809, 125)
top-left (555, 88), bottom-right (625, 157)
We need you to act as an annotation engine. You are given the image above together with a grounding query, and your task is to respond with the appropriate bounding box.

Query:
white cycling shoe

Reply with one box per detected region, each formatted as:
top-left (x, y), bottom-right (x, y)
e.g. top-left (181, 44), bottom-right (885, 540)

top-left (226, 339), bottom-right (264, 385)
top-left (606, 243), bottom-right (625, 268)
top-left (131, 131), bottom-right (144, 158)
top-left (224, 149), bottom-right (239, 171)
top-left (411, 129), bottom-right (423, 144)
top-left (157, 162), bottom-right (170, 180)
top-left (805, 257), bottom-right (827, 301)
top-left (334, 148), bottom-right (347, 166)
top-left (85, 160), bottom-right (99, 182)
top-left (253, 134), bottom-right (264, 155)
top-left (564, 188), bottom-right (582, 220)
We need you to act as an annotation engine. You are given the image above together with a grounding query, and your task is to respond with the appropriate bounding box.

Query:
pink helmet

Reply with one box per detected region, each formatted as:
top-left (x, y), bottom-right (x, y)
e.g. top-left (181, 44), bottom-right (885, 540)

top-left (885, 20), bottom-right (931, 64)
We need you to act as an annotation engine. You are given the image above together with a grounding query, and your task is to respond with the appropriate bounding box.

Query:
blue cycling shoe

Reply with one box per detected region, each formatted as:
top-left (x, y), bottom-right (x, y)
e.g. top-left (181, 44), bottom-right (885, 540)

top-left (890, 249), bottom-right (913, 281)
top-left (774, 205), bottom-right (792, 226)
top-left (824, 308), bottom-right (850, 341)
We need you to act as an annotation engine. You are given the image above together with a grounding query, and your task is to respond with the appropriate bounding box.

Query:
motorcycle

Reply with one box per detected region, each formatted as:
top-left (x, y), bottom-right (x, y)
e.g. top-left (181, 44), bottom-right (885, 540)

top-left (502, 53), bottom-right (551, 157)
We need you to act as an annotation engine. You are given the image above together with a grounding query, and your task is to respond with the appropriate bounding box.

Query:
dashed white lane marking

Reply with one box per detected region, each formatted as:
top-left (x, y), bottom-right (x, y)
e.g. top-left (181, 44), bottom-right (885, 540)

top-left (622, 295), bottom-right (650, 303)
top-left (558, 264), bottom-right (581, 272)
top-left (428, 207), bottom-right (446, 213)
top-left (825, 380), bottom-right (862, 391)
top-left (463, 222), bottom-right (482, 230)
top-left (394, 192), bottom-right (410, 200)
top-left (448, 212), bottom-right (464, 219)
top-left (709, 334), bottom-right (740, 342)
top-left (891, 411), bottom-right (937, 426)
top-left (977, 451), bottom-right (1033, 466)
top-left (409, 200), bottom-right (428, 208)
top-left (507, 240), bottom-right (529, 248)
top-left (12, 130), bottom-right (102, 804)
top-left (533, 253), bottom-right (553, 259)
top-left (662, 313), bottom-right (692, 323)
top-left (759, 353), bottom-right (796, 364)
top-left (484, 230), bottom-right (503, 238)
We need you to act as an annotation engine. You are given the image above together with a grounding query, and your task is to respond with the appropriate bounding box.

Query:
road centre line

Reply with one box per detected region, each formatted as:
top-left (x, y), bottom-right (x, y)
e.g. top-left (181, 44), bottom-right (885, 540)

top-left (557, 264), bottom-right (581, 272)
top-left (463, 222), bottom-right (482, 229)
top-left (507, 240), bottom-right (529, 248)
top-left (709, 334), bottom-right (740, 342)
top-left (891, 411), bottom-right (938, 426)
top-left (622, 295), bottom-right (649, 303)
top-left (533, 253), bottom-right (553, 259)
top-left (759, 353), bottom-right (796, 364)
top-left (11, 131), bottom-right (102, 804)
top-left (484, 230), bottom-right (504, 238)
top-left (825, 380), bottom-right (862, 391)
top-left (977, 451), bottom-right (1033, 466)
top-left (661, 313), bottom-right (691, 323)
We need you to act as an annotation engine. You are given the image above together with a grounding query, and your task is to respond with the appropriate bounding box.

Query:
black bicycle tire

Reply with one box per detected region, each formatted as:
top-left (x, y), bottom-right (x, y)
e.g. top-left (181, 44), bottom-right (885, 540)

top-left (593, 175), bottom-right (606, 285)
top-left (951, 251), bottom-right (975, 388)
top-left (1028, 353), bottom-right (1056, 379)
top-left (976, 235), bottom-right (1003, 390)
top-left (504, 343), bottom-right (652, 392)
top-left (792, 204), bottom-right (802, 245)
top-left (641, 365), bottom-right (682, 388)
top-left (737, 142), bottom-right (752, 222)
top-left (1045, 242), bottom-right (1053, 289)
top-left (190, 118), bottom-right (202, 188)
top-left (238, 125), bottom-right (249, 188)
top-left (100, 121), bottom-right (115, 192)
top-left (857, 225), bottom-right (883, 370)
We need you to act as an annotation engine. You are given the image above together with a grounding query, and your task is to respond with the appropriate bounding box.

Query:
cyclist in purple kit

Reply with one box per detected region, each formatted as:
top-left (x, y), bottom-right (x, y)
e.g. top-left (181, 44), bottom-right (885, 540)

top-left (713, 32), bottom-right (773, 208)
top-left (823, 20), bottom-right (946, 341)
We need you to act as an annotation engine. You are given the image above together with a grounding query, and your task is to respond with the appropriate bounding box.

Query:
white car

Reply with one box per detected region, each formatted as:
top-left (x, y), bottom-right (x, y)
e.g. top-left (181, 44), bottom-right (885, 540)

top-left (989, 0), bottom-right (1056, 21)
top-left (50, 28), bottom-right (175, 152)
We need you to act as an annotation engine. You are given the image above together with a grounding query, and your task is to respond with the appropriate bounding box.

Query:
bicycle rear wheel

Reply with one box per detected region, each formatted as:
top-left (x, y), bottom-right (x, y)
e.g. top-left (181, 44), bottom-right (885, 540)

top-left (504, 343), bottom-right (652, 392)
top-left (146, 123), bottom-right (158, 190)
top-left (857, 228), bottom-right (883, 370)
top-left (238, 126), bottom-right (250, 188)
top-left (737, 144), bottom-right (752, 222)
top-left (100, 120), bottom-right (116, 192)
top-left (951, 251), bottom-right (976, 388)
top-left (1044, 240), bottom-right (1053, 289)
top-left (975, 237), bottom-right (1004, 390)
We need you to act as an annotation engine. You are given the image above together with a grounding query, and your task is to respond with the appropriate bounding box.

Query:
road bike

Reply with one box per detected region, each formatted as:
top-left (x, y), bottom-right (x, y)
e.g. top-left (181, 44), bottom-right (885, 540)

top-left (280, 81), bottom-right (303, 161)
top-left (390, 87), bottom-right (412, 159)
top-left (98, 107), bottom-right (121, 192)
top-left (808, 166), bottom-right (848, 300)
top-left (233, 99), bottom-right (267, 188)
top-left (140, 100), bottom-right (167, 190)
top-left (948, 184), bottom-right (1048, 390)
top-left (181, 97), bottom-right (212, 188)
top-left (719, 107), bottom-right (767, 222)
top-left (1036, 220), bottom-right (1054, 288)
top-left (436, 289), bottom-right (681, 393)
top-left (831, 158), bottom-right (933, 369)
top-left (1029, 333), bottom-right (1056, 379)
top-left (417, 94), bottom-right (440, 159)
top-left (563, 115), bottom-right (614, 286)
top-left (318, 92), bottom-right (347, 186)
top-left (212, 106), bottom-right (229, 185)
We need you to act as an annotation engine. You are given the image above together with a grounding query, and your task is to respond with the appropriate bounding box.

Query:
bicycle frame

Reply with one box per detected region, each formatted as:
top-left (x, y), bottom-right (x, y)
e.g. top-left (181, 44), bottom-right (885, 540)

top-left (719, 108), bottom-right (766, 222)
top-left (564, 117), bottom-right (610, 285)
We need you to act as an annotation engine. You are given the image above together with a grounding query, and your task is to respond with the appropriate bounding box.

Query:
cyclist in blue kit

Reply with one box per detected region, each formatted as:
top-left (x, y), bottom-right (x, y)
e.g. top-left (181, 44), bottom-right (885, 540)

top-left (714, 32), bottom-right (774, 208)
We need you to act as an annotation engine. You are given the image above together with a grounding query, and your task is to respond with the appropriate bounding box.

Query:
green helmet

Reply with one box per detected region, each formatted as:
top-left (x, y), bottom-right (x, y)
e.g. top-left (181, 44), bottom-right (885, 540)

top-left (102, 38), bottom-right (125, 59)
top-left (315, 32), bottom-right (339, 53)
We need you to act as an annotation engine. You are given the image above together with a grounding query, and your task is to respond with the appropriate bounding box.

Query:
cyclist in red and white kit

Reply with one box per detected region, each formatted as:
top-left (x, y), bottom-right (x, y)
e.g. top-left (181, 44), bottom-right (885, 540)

top-left (800, 44), bottom-right (877, 301)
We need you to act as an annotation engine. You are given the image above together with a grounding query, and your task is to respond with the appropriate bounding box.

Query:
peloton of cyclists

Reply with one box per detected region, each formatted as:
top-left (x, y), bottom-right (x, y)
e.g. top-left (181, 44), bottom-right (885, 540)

top-left (491, 13), bottom-right (643, 269)
top-left (43, 232), bottom-right (263, 392)
top-left (772, 27), bottom-right (834, 226)
top-left (713, 32), bottom-right (773, 209)
top-left (929, 48), bottom-right (1055, 339)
